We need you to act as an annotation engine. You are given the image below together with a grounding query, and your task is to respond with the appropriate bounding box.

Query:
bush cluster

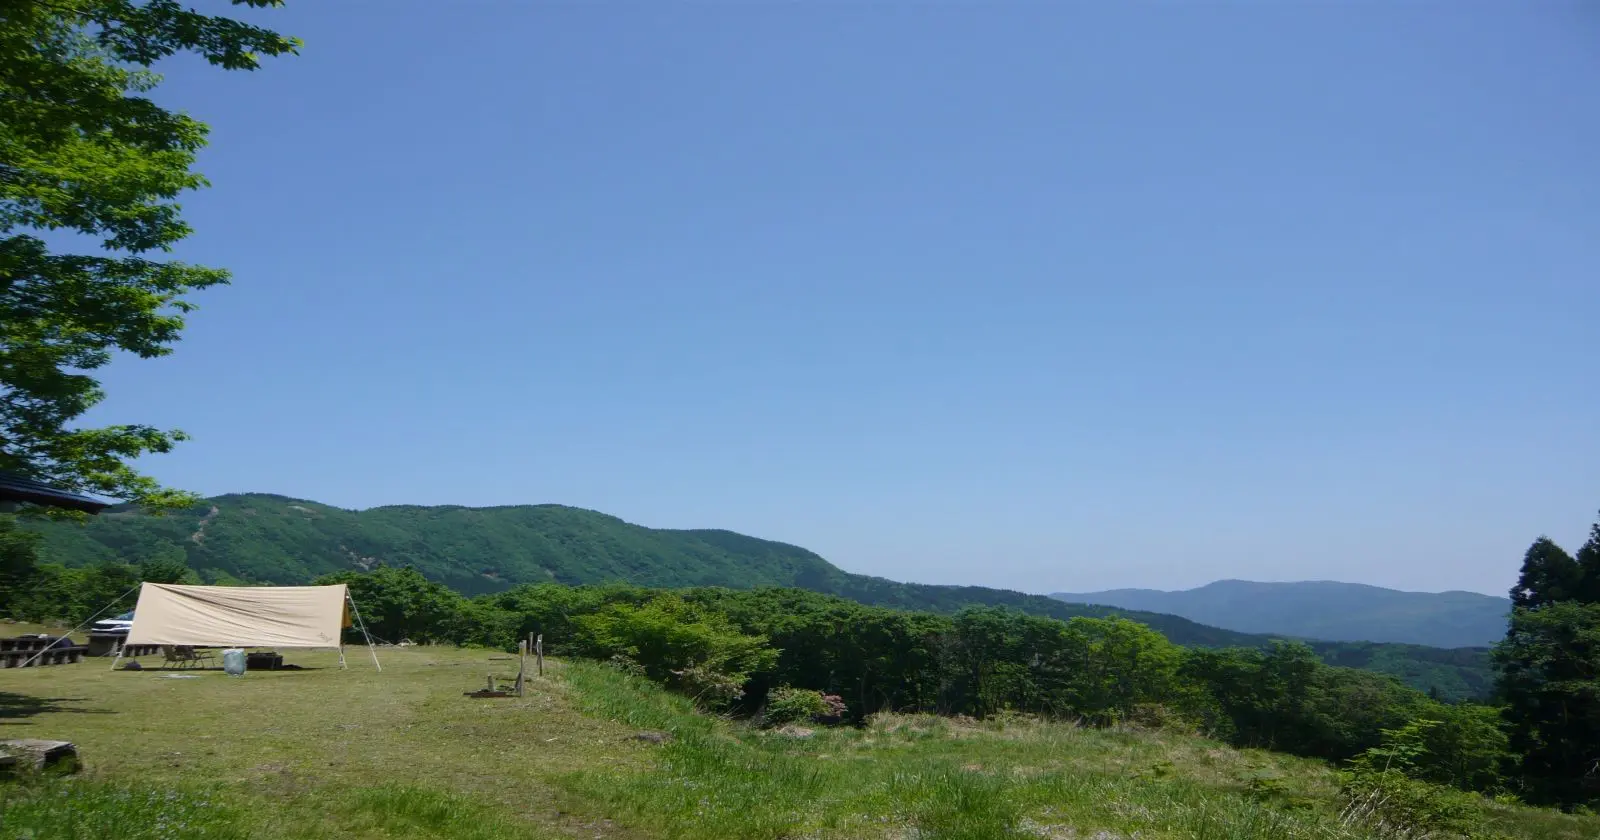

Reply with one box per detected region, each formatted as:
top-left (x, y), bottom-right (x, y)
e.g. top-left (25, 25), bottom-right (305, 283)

top-left (298, 567), bottom-right (1513, 793)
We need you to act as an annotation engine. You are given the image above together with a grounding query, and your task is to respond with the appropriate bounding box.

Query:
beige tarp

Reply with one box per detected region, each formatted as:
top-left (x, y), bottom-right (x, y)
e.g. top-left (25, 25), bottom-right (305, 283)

top-left (125, 583), bottom-right (353, 648)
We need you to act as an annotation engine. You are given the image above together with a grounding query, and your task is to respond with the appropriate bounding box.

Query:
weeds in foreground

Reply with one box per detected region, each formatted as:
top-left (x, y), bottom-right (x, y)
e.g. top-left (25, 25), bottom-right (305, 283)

top-left (313, 785), bottom-right (552, 840)
top-left (0, 780), bottom-right (248, 840)
top-left (0, 779), bottom-right (560, 840)
top-left (1337, 770), bottom-right (1476, 840)
top-left (559, 661), bottom-right (1412, 840)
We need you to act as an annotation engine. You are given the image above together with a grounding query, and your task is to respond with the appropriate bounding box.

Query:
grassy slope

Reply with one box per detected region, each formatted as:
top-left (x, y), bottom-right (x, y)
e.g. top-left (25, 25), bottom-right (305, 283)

top-left (23, 494), bottom-right (1493, 697)
top-left (0, 646), bottom-right (638, 840)
top-left (0, 649), bottom-right (1589, 840)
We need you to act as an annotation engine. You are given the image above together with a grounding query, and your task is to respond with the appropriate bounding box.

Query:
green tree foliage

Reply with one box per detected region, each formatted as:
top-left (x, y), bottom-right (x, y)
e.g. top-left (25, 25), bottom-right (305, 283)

top-left (0, 513), bottom-right (41, 592)
top-left (136, 545), bottom-right (192, 584)
top-left (0, 2), bottom-right (295, 505)
top-left (762, 686), bottom-right (837, 727)
top-left (1181, 641), bottom-right (1427, 761)
top-left (1495, 600), bottom-right (1600, 806)
top-left (1409, 704), bottom-right (1511, 793)
top-left (307, 569), bottom-right (1502, 788)
top-left (1340, 717), bottom-right (1503, 836)
top-left (1510, 537), bottom-right (1581, 609)
top-left (2, 512), bottom-right (142, 621)
top-left (1577, 520), bottom-right (1600, 604)
top-left (22, 494), bottom-right (1496, 698)
top-left (572, 594), bottom-right (777, 709)
top-left (1494, 513), bottom-right (1600, 807)
top-left (315, 567), bottom-right (465, 644)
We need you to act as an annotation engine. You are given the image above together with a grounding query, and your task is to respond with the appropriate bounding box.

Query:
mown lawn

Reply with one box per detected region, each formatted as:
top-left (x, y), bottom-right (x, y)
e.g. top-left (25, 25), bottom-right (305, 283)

top-left (0, 644), bottom-right (644, 839)
top-left (1, 644), bottom-right (1595, 840)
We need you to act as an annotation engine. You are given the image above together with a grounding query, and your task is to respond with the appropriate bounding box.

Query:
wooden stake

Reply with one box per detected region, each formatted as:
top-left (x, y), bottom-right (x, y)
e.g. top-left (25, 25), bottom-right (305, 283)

top-left (516, 640), bottom-right (528, 697)
top-left (535, 634), bottom-right (544, 677)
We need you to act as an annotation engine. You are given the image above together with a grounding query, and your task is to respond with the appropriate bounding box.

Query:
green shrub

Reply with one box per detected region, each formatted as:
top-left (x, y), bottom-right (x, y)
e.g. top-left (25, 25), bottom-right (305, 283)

top-left (764, 686), bottom-right (831, 727)
top-left (1340, 767), bottom-right (1479, 839)
top-left (669, 661), bottom-right (748, 710)
top-left (1354, 712), bottom-right (1510, 794)
top-left (571, 594), bottom-right (776, 709)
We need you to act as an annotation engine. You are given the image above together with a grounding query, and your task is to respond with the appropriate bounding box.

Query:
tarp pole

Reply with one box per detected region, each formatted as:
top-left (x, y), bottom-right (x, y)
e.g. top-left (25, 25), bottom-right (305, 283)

top-left (21, 581), bottom-right (142, 669)
top-left (346, 592), bottom-right (381, 673)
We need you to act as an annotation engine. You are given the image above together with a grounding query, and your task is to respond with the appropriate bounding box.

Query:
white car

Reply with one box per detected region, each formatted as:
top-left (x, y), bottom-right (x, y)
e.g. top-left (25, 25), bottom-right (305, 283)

top-left (92, 611), bottom-right (134, 635)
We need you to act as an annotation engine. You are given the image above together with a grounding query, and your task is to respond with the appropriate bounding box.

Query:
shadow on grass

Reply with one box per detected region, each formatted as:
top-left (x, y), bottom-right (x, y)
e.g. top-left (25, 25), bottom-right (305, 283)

top-left (0, 691), bottom-right (112, 721)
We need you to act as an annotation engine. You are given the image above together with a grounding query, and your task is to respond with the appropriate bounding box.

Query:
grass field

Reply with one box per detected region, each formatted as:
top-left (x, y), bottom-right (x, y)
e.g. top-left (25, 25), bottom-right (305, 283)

top-left (1, 642), bottom-right (1595, 840)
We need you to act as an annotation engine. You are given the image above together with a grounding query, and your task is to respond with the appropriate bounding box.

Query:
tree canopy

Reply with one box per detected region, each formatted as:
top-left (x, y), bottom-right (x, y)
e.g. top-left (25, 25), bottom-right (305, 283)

top-left (0, 1), bottom-right (296, 506)
top-left (1495, 514), bottom-right (1600, 807)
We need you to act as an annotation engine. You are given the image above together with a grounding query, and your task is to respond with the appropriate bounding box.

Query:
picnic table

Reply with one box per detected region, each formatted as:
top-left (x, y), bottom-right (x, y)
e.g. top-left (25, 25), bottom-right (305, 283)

top-left (0, 637), bottom-right (87, 667)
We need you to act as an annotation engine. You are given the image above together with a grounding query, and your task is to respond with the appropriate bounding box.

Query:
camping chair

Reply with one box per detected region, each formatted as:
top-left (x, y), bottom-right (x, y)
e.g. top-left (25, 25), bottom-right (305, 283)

top-left (160, 645), bottom-right (215, 669)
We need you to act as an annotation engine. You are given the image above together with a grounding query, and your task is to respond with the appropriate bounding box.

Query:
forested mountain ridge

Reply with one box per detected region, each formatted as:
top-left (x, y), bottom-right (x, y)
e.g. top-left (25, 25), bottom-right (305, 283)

top-left (1053, 579), bottom-right (1510, 648)
top-left (24, 493), bottom-right (1251, 640)
top-left (24, 493), bottom-right (1493, 698)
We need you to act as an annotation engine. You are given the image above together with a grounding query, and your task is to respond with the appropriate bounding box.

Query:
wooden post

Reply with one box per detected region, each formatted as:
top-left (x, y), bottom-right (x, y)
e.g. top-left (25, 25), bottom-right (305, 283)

top-left (486, 673), bottom-right (495, 693)
top-left (535, 634), bottom-right (544, 677)
top-left (516, 640), bottom-right (528, 697)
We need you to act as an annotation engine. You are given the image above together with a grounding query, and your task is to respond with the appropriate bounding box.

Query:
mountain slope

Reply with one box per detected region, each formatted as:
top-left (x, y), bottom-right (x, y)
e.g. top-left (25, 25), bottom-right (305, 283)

top-left (1052, 579), bottom-right (1510, 648)
top-left (24, 494), bottom-right (1493, 698)
top-left (25, 493), bottom-right (1260, 644)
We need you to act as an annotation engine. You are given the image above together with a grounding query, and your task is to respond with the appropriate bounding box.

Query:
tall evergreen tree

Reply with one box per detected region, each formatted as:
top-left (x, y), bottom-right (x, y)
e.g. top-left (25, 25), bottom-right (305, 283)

top-left (1495, 516), bottom-right (1600, 807)
top-left (1508, 536), bottom-right (1581, 608)
top-left (1574, 517), bottom-right (1600, 605)
top-left (1494, 601), bottom-right (1600, 806)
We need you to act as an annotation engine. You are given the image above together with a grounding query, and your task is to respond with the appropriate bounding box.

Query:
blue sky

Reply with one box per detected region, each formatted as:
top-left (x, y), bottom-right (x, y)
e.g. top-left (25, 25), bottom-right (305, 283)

top-left (87, 3), bottom-right (1597, 597)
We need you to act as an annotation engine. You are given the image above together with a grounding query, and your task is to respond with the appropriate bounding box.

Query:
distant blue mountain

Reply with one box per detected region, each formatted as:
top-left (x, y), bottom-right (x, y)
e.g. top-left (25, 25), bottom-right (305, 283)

top-left (1051, 579), bottom-right (1509, 648)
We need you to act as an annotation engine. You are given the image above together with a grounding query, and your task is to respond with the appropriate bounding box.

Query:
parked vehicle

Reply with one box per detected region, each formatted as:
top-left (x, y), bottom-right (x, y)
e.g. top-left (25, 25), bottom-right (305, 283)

top-left (92, 611), bottom-right (134, 635)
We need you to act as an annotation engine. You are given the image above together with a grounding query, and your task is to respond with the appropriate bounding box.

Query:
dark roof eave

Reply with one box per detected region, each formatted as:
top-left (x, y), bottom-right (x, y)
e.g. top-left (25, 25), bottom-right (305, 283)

top-left (0, 473), bottom-right (112, 514)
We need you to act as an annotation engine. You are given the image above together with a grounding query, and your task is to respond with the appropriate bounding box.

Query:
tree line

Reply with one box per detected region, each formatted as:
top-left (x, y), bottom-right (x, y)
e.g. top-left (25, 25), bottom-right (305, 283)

top-left (3, 511), bottom-right (1595, 808)
top-left (321, 509), bottom-right (1600, 809)
top-left (311, 567), bottom-right (1516, 798)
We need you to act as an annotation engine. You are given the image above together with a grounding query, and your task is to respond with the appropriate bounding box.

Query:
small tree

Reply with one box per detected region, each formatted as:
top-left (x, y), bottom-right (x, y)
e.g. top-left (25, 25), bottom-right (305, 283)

top-left (573, 595), bottom-right (777, 709)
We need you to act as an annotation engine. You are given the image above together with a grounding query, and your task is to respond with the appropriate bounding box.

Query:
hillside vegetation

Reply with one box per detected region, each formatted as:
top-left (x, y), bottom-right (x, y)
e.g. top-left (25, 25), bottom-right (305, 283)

top-left (0, 645), bottom-right (1591, 840)
top-left (1053, 580), bottom-right (1510, 648)
top-left (21, 493), bottom-right (1493, 698)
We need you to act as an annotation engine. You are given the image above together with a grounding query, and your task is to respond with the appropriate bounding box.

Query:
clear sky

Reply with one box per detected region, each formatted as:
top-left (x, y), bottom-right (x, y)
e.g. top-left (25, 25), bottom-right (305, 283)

top-left (85, 2), bottom-right (1597, 597)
